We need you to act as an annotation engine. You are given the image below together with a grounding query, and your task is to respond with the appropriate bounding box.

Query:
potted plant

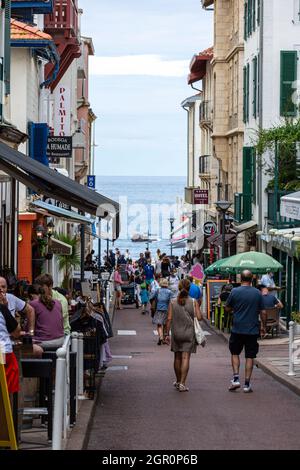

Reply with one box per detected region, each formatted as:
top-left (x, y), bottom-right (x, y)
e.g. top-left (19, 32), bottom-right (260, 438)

top-left (291, 312), bottom-right (300, 335)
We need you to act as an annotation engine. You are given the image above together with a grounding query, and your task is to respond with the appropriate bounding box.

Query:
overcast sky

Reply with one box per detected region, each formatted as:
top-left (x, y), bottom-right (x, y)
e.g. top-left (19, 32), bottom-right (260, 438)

top-left (79, 0), bottom-right (213, 176)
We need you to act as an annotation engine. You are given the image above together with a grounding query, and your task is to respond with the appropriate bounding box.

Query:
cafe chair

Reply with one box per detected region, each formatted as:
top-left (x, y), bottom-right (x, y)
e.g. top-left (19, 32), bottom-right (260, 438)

top-left (265, 308), bottom-right (280, 338)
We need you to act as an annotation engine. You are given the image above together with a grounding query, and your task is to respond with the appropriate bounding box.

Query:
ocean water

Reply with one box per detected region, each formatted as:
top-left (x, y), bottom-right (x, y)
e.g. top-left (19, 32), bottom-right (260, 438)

top-left (94, 175), bottom-right (186, 261)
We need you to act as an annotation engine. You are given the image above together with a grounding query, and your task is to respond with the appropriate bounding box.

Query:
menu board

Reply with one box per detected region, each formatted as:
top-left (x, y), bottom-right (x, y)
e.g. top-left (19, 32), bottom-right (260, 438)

top-left (0, 364), bottom-right (18, 449)
top-left (206, 280), bottom-right (229, 320)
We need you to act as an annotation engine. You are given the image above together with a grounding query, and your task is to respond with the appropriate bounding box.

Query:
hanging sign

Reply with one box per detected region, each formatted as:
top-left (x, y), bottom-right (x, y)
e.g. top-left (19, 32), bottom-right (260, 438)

top-left (47, 136), bottom-right (72, 159)
top-left (54, 86), bottom-right (71, 136)
top-left (194, 189), bottom-right (209, 205)
top-left (203, 221), bottom-right (217, 236)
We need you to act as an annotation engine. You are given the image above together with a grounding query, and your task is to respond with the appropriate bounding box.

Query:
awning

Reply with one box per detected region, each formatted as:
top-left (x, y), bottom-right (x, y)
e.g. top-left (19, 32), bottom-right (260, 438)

top-left (207, 234), bottom-right (236, 246)
top-left (48, 237), bottom-right (72, 256)
top-left (168, 240), bottom-right (187, 249)
top-left (0, 141), bottom-right (120, 238)
top-left (232, 220), bottom-right (257, 233)
top-left (280, 191), bottom-right (300, 221)
top-left (30, 200), bottom-right (93, 224)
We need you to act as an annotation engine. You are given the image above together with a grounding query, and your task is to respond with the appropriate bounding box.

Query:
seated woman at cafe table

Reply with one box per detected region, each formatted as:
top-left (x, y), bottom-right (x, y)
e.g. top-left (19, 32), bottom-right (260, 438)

top-left (29, 286), bottom-right (65, 351)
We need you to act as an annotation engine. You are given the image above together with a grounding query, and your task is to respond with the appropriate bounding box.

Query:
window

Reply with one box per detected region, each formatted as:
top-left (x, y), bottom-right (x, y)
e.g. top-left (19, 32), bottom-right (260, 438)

top-left (248, 0), bottom-right (252, 37)
top-left (244, 1), bottom-right (248, 40)
top-left (243, 147), bottom-right (256, 203)
top-left (252, 0), bottom-right (256, 32)
top-left (280, 51), bottom-right (298, 117)
top-left (243, 64), bottom-right (250, 123)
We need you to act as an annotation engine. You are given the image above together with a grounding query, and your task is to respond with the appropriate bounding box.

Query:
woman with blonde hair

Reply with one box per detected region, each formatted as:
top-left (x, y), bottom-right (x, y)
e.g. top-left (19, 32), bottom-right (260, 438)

top-left (165, 279), bottom-right (203, 392)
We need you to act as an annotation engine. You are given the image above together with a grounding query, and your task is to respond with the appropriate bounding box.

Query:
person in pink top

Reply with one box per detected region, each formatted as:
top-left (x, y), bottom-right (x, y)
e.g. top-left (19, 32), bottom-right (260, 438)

top-left (114, 265), bottom-right (124, 310)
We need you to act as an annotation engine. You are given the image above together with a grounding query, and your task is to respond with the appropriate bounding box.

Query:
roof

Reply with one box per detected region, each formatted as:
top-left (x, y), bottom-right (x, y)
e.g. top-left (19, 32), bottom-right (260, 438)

top-left (188, 47), bottom-right (213, 85)
top-left (11, 19), bottom-right (53, 41)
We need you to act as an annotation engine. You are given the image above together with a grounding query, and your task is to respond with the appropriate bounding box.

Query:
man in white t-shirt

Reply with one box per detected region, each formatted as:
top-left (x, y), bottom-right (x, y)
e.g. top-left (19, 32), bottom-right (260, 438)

top-left (0, 277), bottom-right (35, 334)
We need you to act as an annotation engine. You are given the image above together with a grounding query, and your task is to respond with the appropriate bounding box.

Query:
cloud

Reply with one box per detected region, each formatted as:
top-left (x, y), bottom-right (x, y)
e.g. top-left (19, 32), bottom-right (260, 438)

top-left (89, 55), bottom-right (189, 77)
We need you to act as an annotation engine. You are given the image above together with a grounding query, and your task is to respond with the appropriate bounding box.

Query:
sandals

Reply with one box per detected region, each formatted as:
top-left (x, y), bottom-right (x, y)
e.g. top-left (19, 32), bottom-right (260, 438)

top-left (178, 383), bottom-right (189, 392)
top-left (173, 381), bottom-right (179, 389)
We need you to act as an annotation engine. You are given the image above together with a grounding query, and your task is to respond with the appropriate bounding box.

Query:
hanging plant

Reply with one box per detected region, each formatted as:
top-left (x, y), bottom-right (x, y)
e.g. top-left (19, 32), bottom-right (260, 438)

top-left (253, 118), bottom-right (300, 191)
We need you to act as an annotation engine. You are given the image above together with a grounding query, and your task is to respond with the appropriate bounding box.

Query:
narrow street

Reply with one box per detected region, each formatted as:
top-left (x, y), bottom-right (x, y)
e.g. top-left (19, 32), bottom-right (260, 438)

top-left (87, 307), bottom-right (300, 451)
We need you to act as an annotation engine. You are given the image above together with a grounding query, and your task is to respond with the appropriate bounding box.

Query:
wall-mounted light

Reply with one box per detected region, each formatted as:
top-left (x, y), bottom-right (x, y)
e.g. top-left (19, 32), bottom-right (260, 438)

top-left (36, 224), bottom-right (46, 239)
top-left (47, 220), bottom-right (55, 238)
top-left (18, 233), bottom-right (23, 242)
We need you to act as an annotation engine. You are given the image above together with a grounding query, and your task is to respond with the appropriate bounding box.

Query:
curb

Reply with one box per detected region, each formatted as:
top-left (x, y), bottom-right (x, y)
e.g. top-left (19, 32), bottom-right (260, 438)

top-left (204, 318), bottom-right (300, 398)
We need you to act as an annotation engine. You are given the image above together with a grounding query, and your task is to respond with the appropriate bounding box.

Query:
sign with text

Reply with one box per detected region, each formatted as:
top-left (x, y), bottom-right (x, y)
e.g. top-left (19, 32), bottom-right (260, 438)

top-left (54, 86), bottom-right (71, 136)
top-left (194, 189), bottom-right (209, 205)
top-left (87, 175), bottom-right (96, 189)
top-left (203, 221), bottom-right (217, 236)
top-left (47, 136), bottom-right (72, 159)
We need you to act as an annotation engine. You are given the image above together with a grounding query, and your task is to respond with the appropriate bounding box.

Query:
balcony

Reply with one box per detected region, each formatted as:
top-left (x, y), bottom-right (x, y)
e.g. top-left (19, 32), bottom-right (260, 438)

top-left (11, 1), bottom-right (53, 15)
top-left (234, 193), bottom-right (252, 223)
top-left (199, 101), bottom-right (212, 127)
top-left (267, 190), bottom-right (300, 229)
top-left (44, 0), bottom-right (81, 90)
top-left (199, 155), bottom-right (210, 176)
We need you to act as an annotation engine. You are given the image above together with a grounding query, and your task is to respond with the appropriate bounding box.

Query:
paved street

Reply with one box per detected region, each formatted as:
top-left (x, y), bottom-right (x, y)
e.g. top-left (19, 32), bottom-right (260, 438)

top-left (87, 306), bottom-right (300, 450)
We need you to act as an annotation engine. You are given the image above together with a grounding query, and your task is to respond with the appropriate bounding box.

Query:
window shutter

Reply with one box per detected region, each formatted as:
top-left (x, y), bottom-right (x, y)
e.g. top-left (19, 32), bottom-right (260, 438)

top-left (243, 147), bottom-right (255, 198)
top-left (4, 0), bottom-right (11, 95)
top-left (253, 56), bottom-right (257, 118)
top-left (252, 0), bottom-right (256, 31)
top-left (257, 0), bottom-right (260, 25)
top-left (248, 0), bottom-right (252, 36)
top-left (257, 53), bottom-right (260, 117)
top-left (28, 122), bottom-right (49, 166)
top-left (243, 66), bottom-right (247, 123)
top-left (246, 63), bottom-right (250, 122)
top-left (0, 57), bottom-right (3, 120)
top-left (280, 51), bottom-right (297, 117)
top-left (244, 1), bottom-right (248, 40)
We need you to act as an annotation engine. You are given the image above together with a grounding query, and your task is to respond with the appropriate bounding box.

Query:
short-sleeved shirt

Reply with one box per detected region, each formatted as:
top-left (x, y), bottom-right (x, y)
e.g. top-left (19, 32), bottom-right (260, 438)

top-left (262, 294), bottom-right (279, 309)
top-left (0, 304), bottom-right (18, 353)
top-left (156, 288), bottom-right (173, 311)
top-left (6, 293), bottom-right (26, 317)
top-left (144, 264), bottom-right (154, 280)
top-left (29, 299), bottom-right (64, 342)
top-left (189, 283), bottom-right (202, 301)
top-left (52, 290), bottom-right (70, 335)
top-left (226, 286), bottom-right (264, 335)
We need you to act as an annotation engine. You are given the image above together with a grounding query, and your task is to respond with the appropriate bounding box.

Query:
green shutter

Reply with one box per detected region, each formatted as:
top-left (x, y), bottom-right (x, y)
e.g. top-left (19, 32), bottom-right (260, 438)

top-left (251, 149), bottom-right (256, 204)
top-left (248, 0), bottom-right (252, 36)
top-left (0, 57), bottom-right (3, 120)
top-left (244, 1), bottom-right (248, 40)
top-left (243, 66), bottom-right (247, 123)
top-left (4, 0), bottom-right (11, 95)
top-left (243, 147), bottom-right (253, 196)
top-left (257, 0), bottom-right (260, 25)
top-left (246, 63), bottom-right (250, 122)
top-left (253, 0), bottom-right (256, 31)
top-left (280, 51), bottom-right (297, 117)
top-left (253, 56), bottom-right (257, 118)
top-left (257, 53), bottom-right (260, 117)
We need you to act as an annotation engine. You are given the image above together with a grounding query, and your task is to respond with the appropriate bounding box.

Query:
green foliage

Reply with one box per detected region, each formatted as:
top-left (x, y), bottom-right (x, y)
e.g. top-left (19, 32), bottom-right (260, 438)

top-left (55, 233), bottom-right (80, 289)
top-left (254, 118), bottom-right (300, 190)
top-left (291, 311), bottom-right (300, 324)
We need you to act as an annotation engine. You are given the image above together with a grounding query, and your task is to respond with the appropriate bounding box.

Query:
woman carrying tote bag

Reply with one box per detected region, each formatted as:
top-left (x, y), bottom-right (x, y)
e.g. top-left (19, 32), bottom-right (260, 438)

top-left (165, 279), bottom-right (203, 392)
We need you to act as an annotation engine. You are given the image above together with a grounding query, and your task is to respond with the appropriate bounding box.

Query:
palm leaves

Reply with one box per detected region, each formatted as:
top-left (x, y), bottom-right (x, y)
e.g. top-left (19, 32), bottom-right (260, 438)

top-left (56, 233), bottom-right (80, 289)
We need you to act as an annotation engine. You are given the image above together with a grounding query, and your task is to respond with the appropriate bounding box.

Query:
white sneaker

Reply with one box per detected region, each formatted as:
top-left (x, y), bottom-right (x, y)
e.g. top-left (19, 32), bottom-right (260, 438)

top-left (228, 379), bottom-right (241, 391)
top-left (243, 384), bottom-right (253, 393)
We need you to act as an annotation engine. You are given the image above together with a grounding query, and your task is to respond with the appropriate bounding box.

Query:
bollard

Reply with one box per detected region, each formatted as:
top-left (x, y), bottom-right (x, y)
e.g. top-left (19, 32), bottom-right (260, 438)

top-left (288, 321), bottom-right (296, 376)
top-left (106, 284), bottom-right (110, 312)
top-left (52, 347), bottom-right (67, 450)
top-left (78, 333), bottom-right (84, 398)
top-left (71, 332), bottom-right (79, 412)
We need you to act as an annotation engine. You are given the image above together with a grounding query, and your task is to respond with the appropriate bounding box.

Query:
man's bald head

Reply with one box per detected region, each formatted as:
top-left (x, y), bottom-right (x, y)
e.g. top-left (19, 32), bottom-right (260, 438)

top-left (241, 270), bottom-right (253, 284)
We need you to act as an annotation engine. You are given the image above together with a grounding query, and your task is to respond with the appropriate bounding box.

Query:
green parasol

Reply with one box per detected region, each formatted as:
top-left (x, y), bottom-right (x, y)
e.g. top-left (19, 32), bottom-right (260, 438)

top-left (205, 251), bottom-right (283, 275)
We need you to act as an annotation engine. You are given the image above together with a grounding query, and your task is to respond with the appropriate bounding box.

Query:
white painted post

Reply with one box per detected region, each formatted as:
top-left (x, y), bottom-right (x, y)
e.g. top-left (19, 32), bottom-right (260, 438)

top-left (71, 332), bottom-right (79, 412)
top-left (288, 321), bottom-right (296, 376)
top-left (78, 332), bottom-right (85, 398)
top-left (52, 347), bottom-right (67, 450)
top-left (106, 284), bottom-right (110, 312)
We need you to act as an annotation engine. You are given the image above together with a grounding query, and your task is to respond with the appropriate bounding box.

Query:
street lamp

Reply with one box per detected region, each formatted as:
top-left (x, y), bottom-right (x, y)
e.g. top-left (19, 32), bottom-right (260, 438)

top-left (215, 200), bottom-right (232, 259)
top-left (169, 217), bottom-right (175, 257)
top-left (35, 224), bottom-right (46, 239)
top-left (46, 220), bottom-right (55, 238)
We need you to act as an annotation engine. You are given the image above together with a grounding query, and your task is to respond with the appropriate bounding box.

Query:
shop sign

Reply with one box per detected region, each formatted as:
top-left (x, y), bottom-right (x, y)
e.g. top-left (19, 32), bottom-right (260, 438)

top-left (54, 86), bottom-right (71, 136)
top-left (47, 136), bottom-right (72, 159)
top-left (203, 221), bottom-right (217, 236)
top-left (194, 189), bottom-right (209, 205)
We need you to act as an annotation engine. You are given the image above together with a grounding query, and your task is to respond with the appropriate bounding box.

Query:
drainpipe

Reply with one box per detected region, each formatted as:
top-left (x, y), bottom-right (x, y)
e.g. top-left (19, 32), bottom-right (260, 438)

top-left (258, 0), bottom-right (264, 237)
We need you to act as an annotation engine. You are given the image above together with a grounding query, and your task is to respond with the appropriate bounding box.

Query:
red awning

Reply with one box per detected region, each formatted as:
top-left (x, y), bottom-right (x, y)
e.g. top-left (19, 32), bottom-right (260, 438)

top-left (207, 234), bottom-right (236, 246)
top-left (187, 47), bottom-right (213, 85)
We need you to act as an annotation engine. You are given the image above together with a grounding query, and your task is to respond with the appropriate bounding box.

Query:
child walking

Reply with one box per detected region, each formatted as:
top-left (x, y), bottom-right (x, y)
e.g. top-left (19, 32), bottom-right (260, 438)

top-left (140, 281), bottom-right (149, 314)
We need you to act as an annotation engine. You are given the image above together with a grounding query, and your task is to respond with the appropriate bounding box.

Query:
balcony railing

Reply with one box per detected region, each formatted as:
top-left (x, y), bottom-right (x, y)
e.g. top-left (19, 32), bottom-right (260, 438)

top-left (267, 190), bottom-right (300, 228)
top-left (199, 101), bottom-right (212, 125)
top-left (199, 155), bottom-right (210, 175)
top-left (44, 0), bottom-right (78, 37)
top-left (234, 193), bottom-right (252, 223)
